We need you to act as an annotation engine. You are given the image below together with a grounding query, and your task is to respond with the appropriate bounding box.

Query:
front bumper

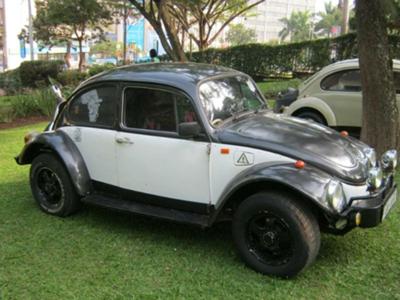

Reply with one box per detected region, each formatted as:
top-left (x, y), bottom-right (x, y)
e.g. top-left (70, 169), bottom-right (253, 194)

top-left (339, 176), bottom-right (397, 230)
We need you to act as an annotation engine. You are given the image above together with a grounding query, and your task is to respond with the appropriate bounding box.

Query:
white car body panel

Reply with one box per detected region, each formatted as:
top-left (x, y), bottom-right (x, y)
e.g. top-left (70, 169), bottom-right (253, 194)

top-left (115, 131), bottom-right (211, 204)
top-left (60, 126), bottom-right (118, 186)
top-left (209, 143), bottom-right (294, 206)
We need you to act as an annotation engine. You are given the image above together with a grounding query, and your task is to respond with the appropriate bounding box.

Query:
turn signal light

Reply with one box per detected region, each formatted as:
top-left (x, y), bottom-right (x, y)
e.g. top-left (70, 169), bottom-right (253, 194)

top-left (340, 130), bottom-right (349, 137)
top-left (295, 160), bottom-right (305, 169)
top-left (220, 148), bottom-right (230, 154)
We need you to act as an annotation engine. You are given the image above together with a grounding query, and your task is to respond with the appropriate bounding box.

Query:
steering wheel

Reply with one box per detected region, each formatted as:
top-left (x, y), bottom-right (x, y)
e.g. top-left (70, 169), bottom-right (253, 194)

top-left (211, 118), bottom-right (223, 127)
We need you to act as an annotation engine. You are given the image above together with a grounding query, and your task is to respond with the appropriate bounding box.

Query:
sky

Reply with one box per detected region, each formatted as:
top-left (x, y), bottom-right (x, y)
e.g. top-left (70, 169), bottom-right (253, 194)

top-left (315, 0), bottom-right (339, 12)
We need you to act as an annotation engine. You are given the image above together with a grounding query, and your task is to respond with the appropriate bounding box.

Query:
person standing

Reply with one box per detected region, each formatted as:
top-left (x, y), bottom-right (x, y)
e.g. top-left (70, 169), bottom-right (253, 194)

top-left (149, 49), bottom-right (160, 63)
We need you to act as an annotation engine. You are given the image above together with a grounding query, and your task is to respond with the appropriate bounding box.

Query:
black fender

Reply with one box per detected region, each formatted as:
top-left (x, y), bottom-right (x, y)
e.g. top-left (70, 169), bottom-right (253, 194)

top-left (214, 162), bottom-right (336, 218)
top-left (15, 130), bottom-right (92, 196)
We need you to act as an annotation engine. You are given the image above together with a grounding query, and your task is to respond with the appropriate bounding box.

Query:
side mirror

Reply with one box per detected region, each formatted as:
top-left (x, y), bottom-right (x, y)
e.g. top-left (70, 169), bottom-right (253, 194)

top-left (178, 122), bottom-right (201, 138)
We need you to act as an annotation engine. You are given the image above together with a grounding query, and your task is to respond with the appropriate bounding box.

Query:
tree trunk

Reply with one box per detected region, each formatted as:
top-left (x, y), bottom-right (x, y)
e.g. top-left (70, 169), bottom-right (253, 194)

top-left (342, 0), bottom-right (349, 34)
top-left (64, 41), bottom-right (72, 69)
top-left (156, 1), bottom-right (187, 61)
top-left (78, 38), bottom-right (85, 72)
top-left (356, 0), bottom-right (399, 155)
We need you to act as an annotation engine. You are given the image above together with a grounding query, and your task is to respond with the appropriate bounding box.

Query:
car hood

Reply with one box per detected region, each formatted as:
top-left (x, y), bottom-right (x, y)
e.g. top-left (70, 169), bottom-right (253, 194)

top-left (216, 112), bottom-right (369, 183)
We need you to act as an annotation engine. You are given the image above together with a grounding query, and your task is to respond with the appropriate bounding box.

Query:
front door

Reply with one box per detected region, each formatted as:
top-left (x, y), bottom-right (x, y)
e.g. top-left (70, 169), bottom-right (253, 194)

top-left (116, 85), bottom-right (211, 208)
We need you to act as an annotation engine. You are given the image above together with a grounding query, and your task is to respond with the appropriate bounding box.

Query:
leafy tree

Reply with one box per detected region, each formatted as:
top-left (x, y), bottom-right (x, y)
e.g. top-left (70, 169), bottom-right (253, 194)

top-left (226, 24), bottom-right (257, 46)
top-left (314, 1), bottom-right (343, 37)
top-left (279, 11), bottom-right (313, 42)
top-left (127, 0), bottom-right (265, 60)
top-left (90, 40), bottom-right (122, 60)
top-left (33, 0), bottom-right (113, 71)
top-left (169, 0), bottom-right (264, 51)
top-left (356, 0), bottom-right (399, 154)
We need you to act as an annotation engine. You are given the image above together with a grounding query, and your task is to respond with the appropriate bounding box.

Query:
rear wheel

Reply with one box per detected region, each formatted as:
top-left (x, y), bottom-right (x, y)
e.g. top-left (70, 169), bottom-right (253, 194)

top-left (30, 153), bottom-right (81, 217)
top-left (232, 191), bottom-right (320, 278)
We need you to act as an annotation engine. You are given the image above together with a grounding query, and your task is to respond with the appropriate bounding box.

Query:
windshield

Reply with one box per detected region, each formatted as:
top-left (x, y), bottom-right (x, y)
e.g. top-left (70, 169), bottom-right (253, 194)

top-left (199, 75), bottom-right (266, 127)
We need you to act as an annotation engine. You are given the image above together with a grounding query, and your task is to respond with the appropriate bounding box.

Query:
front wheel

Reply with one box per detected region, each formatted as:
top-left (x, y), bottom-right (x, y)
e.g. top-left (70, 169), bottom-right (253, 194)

top-left (30, 153), bottom-right (81, 217)
top-left (232, 191), bottom-right (320, 278)
top-left (295, 110), bottom-right (326, 125)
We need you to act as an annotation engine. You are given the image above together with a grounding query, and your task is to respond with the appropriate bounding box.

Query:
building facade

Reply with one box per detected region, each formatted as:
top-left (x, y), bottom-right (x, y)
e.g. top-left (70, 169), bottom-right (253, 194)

top-left (0, 0), bottom-right (37, 71)
top-left (245, 0), bottom-right (317, 43)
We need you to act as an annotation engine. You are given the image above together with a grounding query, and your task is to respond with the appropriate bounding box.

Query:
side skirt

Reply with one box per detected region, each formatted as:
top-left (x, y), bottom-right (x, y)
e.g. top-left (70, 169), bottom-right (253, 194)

top-left (81, 193), bottom-right (212, 228)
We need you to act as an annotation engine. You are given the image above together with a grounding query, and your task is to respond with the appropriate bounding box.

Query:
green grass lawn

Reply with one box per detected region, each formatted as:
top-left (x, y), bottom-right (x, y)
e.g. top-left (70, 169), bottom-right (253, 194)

top-left (1, 123), bottom-right (400, 299)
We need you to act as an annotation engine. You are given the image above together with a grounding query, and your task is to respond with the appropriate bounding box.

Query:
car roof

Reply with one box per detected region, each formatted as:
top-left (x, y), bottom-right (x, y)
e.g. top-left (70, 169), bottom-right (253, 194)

top-left (79, 62), bottom-right (242, 97)
top-left (319, 58), bottom-right (400, 73)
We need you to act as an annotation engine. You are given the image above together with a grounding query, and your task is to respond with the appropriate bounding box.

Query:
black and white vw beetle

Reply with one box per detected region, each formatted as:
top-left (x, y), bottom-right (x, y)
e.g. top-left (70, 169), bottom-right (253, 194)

top-left (16, 63), bottom-right (398, 277)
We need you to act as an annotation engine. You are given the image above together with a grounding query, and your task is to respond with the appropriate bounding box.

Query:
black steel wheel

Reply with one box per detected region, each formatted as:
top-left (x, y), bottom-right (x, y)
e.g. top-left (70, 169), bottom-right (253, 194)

top-left (232, 191), bottom-right (320, 278)
top-left (30, 153), bottom-right (81, 217)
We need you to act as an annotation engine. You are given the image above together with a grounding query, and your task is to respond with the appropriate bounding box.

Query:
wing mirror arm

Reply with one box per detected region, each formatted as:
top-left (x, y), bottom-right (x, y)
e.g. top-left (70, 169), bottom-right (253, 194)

top-left (48, 77), bottom-right (65, 104)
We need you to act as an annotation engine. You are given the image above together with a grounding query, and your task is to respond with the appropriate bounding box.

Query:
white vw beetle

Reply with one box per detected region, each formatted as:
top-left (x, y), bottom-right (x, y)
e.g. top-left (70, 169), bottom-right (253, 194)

top-left (276, 59), bottom-right (400, 136)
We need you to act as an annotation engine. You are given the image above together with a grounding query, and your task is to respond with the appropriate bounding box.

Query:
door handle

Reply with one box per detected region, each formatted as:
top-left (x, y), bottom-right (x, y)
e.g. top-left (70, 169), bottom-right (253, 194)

top-left (115, 137), bottom-right (134, 144)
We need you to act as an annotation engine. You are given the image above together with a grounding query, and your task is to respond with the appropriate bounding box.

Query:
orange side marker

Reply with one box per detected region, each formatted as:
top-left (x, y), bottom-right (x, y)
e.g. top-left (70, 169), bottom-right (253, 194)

top-left (220, 148), bottom-right (230, 154)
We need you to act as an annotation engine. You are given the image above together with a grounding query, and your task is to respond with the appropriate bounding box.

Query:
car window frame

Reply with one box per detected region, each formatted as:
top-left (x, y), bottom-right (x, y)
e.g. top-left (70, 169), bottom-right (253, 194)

top-left (319, 68), bottom-right (362, 93)
top-left (63, 82), bottom-right (120, 130)
top-left (196, 73), bottom-right (267, 128)
top-left (119, 82), bottom-right (210, 141)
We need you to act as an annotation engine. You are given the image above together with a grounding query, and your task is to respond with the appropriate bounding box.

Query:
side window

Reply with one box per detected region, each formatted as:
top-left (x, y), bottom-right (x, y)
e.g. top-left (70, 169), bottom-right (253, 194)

top-left (68, 86), bottom-right (117, 127)
top-left (124, 87), bottom-right (197, 132)
top-left (321, 70), bottom-right (361, 92)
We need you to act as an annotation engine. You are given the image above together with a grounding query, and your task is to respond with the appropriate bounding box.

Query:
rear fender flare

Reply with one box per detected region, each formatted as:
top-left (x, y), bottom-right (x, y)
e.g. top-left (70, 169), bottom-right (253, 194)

top-left (284, 97), bottom-right (337, 126)
top-left (16, 130), bottom-right (92, 196)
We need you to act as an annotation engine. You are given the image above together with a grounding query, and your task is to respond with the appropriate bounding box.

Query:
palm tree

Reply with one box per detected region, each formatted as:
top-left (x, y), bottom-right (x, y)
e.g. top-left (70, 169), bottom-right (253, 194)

top-left (279, 11), bottom-right (313, 42)
top-left (314, 1), bottom-right (343, 37)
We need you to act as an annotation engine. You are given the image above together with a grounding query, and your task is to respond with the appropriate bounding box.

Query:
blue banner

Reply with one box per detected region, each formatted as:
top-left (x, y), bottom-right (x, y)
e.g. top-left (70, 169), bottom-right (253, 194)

top-left (127, 18), bottom-right (145, 51)
top-left (19, 38), bottom-right (26, 59)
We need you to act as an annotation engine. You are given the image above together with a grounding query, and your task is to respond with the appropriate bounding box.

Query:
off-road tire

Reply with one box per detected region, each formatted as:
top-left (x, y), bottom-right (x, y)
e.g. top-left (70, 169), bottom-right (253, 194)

top-left (232, 191), bottom-right (320, 278)
top-left (30, 153), bottom-right (81, 217)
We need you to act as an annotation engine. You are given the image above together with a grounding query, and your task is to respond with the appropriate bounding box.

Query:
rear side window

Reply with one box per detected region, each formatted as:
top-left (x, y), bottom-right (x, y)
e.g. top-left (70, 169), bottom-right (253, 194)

top-left (321, 70), bottom-right (361, 92)
top-left (68, 86), bottom-right (117, 127)
top-left (123, 87), bottom-right (197, 132)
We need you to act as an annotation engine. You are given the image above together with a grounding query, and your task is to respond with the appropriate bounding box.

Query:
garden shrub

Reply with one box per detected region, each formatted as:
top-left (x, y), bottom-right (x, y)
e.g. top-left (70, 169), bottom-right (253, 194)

top-left (0, 69), bottom-right (22, 95)
top-left (88, 63), bottom-right (115, 77)
top-left (9, 88), bottom-right (56, 118)
top-left (183, 33), bottom-right (400, 79)
top-left (19, 60), bottom-right (64, 88)
top-left (57, 70), bottom-right (88, 87)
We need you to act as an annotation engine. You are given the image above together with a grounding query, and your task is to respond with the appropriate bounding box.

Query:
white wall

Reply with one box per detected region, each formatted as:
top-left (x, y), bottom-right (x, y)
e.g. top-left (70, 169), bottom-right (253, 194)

top-left (4, 0), bottom-right (37, 70)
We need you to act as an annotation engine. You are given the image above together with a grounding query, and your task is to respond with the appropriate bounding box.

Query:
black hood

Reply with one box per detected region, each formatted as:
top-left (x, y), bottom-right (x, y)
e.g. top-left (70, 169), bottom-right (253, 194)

top-left (216, 112), bottom-right (369, 184)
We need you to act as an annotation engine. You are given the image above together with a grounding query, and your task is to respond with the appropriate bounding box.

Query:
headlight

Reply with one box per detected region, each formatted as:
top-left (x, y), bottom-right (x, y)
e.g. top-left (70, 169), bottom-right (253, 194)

top-left (368, 167), bottom-right (383, 190)
top-left (326, 180), bottom-right (346, 213)
top-left (364, 148), bottom-right (377, 167)
top-left (381, 149), bottom-right (397, 172)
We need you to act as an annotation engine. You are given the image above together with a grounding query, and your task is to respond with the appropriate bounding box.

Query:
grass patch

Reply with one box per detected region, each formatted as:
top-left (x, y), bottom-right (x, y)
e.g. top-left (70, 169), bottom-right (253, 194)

top-left (1, 125), bottom-right (400, 299)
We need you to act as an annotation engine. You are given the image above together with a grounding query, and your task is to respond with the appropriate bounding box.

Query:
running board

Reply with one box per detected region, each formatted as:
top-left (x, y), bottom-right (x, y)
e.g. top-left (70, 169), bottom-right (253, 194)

top-left (81, 194), bottom-right (211, 228)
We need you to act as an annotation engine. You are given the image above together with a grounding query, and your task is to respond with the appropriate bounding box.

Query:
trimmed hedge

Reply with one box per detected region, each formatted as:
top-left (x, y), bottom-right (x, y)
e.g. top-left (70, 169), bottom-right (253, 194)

top-left (19, 60), bottom-right (65, 88)
top-left (0, 69), bottom-right (22, 94)
top-left (177, 33), bottom-right (400, 79)
top-left (57, 70), bottom-right (89, 87)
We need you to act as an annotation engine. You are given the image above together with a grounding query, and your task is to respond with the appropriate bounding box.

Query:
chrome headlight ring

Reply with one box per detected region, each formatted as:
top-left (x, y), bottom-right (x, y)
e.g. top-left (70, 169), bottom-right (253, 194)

top-left (326, 179), bottom-right (346, 213)
top-left (364, 148), bottom-right (377, 168)
top-left (368, 166), bottom-right (383, 190)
